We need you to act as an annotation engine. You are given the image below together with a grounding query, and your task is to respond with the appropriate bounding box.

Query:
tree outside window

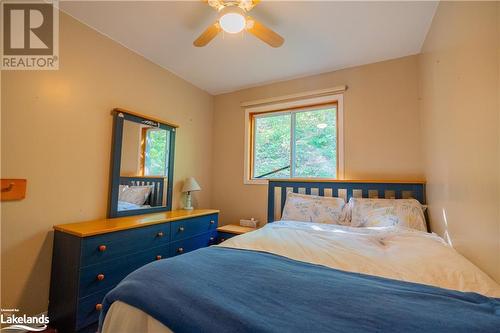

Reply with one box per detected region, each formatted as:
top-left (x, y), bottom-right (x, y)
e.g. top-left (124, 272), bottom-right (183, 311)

top-left (252, 106), bottom-right (337, 179)
top-left (142, 128), bottom-right (169, 176)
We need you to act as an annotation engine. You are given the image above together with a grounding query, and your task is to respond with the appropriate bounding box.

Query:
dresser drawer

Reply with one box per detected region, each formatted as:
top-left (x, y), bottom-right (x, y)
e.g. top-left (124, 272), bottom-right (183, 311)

top-left (76, 288), bottom-right (111, 331)
top-left (170, 231), bottom-right (217, 257)
top-left (81, 223), bottom-right (170, 267)
top-left (79, 244), bottom-right (170, 298)
top-left (171, 214), bottom-right (218, 242)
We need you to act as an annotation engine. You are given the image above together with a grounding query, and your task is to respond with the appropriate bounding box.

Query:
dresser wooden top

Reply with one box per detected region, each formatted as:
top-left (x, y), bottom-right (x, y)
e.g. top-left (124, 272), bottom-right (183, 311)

top-left (53, 209), bottom-right (219, 237)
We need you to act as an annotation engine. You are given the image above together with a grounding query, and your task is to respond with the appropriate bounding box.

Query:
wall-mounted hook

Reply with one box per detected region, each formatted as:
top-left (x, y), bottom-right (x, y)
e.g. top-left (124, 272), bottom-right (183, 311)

top-left (1, 179), bottom-right (27, 201)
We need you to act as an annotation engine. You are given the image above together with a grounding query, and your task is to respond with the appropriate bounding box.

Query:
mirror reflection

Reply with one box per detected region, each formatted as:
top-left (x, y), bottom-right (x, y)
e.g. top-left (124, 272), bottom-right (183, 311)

top-left (118, 119), bottom-right (171, 212)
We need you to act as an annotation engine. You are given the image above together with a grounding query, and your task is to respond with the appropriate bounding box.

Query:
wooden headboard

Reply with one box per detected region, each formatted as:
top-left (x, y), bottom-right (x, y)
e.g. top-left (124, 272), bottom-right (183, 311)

top-left (119, 176), bottom-right (165, 207)
top-left (267, 179), bottom-right (426, 226)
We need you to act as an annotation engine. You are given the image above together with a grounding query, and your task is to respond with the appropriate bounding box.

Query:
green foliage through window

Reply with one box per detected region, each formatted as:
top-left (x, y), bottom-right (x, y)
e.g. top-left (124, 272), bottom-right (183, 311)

top-left (254, 113), bottom-right (291, 178)
top-left (144, 129), bottom-right (169, 176)
top-left (253, 107), bottom-right (337, 179)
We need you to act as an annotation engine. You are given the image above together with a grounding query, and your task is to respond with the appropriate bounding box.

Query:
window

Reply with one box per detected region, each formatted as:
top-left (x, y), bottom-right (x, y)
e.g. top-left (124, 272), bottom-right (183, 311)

top-left (244, 89), bottom-right (345, 184)
top-left (141, 128), bottom-right (169, 176)
top-left (251, 104), bottom-right (339, 181)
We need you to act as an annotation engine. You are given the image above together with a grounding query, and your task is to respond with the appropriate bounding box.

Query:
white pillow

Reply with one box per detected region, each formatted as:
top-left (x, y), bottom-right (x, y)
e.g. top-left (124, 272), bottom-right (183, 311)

top-left (281, 192), bottom-right (346, 224)
top-left (348, 198), bottom-right (427, 231)
top-left (118, 185), bottom-right (129, 201)
top-left (119, 185), bottom-right (153, 206)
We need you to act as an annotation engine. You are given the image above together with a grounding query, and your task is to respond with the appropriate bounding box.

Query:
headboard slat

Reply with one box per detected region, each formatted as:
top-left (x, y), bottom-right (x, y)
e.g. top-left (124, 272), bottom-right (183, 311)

top-left (346, 188), bottom-right (353, 200)
top-left (280, 186), bottom-right (287, 213)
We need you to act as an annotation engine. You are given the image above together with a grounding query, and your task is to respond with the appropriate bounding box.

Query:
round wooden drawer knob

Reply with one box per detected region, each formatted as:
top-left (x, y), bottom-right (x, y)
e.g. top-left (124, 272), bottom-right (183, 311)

top-left (98, 245), bottom-right (107, 252)
top-left (178, 226), bottom-right (185, 232)
top-left (95, 304), bottom-right (103, 311)
top-left (177, 247), bottom-right (184, 253)
top-left (156, 255), bottom-right (162, 260)
top-left (97, 274), bottom-right (105, 281)
top-left (157, 231), bottom-right (164, 237)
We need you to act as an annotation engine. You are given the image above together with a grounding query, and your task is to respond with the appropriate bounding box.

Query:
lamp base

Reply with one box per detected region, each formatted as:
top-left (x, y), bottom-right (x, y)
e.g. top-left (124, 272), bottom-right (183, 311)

top-left (183, 192), bottom-right (194, 210)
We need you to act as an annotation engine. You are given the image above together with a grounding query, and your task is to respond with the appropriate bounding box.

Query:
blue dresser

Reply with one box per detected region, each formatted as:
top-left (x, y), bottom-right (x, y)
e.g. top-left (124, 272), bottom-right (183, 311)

top-left (48, 209), bottom-right (219, 333)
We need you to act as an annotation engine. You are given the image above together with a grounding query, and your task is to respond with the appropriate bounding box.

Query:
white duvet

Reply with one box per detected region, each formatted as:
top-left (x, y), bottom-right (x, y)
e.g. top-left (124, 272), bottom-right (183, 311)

top-left (102, 221), bottom-right (500, 333)
top-left (221, 221), bottom-right (500, 297)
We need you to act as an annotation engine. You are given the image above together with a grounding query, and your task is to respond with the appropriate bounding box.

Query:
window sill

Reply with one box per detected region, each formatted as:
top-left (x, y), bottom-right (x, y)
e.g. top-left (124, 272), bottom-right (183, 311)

top-left (244, 178), bottom-right (269, 185)
top-left (244, 178), bottom-right (343, 185)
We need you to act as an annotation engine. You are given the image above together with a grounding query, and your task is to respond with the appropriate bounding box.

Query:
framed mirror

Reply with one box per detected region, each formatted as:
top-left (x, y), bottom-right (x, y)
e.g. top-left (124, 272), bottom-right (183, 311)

top-left (108, 109), bottom-right (177, 217)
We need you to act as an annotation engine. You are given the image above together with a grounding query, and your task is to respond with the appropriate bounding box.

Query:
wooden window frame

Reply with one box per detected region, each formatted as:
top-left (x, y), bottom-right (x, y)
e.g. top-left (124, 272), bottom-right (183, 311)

top-left (244, 93), bottom-right (344, 185)
top-left (139, 127), bottom-right (148, 176)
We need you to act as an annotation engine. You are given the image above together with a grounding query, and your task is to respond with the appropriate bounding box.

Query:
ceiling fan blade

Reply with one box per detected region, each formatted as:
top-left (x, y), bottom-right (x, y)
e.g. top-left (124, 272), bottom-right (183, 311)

top-left (193, 22), bottom-right (221, 47)
top-left (246, 17), bottom-right (284, 48)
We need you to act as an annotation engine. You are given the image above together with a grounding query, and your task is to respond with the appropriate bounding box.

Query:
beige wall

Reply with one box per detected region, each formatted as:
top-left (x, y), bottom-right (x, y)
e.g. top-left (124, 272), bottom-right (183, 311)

top-left (1, 12), bottom-right (214, 315)
top-left (212, 56), bottom-right (423, 226)
top-left (418, 1), bottom-right (500, 282)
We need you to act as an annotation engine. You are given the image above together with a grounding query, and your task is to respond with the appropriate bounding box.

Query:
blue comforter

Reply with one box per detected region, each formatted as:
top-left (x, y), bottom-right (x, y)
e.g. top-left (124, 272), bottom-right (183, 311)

top-left (100, 247), bottom-right (500, 333)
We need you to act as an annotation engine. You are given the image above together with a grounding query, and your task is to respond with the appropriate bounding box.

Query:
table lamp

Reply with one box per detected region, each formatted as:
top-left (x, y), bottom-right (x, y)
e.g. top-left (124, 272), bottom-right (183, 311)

top-left (182, 177), bottom-right (201, 210)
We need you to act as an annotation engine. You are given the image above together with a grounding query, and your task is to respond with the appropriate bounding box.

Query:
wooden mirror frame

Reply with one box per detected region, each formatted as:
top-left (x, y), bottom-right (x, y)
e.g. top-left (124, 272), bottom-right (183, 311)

top-left (108, 108), bottom-right (177, 218)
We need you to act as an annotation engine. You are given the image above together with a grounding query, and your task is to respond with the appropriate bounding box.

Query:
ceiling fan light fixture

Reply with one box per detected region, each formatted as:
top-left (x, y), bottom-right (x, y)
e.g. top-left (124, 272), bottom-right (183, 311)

top-left (194, 1), bottom-right (284, 48)
top-left (219, 7), bottom-right (246, 34)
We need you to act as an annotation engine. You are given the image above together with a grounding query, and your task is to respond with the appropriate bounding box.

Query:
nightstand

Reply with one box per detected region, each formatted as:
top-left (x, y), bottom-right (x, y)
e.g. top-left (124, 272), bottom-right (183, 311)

top-left (217, 224), bottom-right (257, 243)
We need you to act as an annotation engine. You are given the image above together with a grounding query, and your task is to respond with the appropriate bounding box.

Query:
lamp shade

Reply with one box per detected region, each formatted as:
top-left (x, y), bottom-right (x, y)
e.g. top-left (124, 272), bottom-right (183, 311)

top-left (182, 177), bottom-right (201, 193)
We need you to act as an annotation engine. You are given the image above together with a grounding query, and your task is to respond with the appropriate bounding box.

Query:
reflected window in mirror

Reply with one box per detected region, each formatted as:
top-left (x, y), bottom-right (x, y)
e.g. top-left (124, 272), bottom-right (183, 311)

top-left (142, 127), bottom-right (169, 177)
top-left (109, 110), bottom-right (176, 217)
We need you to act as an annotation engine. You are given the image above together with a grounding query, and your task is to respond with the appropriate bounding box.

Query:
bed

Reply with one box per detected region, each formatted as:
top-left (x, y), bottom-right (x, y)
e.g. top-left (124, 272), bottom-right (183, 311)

top-left (99, 180), bottom-right (500, 333)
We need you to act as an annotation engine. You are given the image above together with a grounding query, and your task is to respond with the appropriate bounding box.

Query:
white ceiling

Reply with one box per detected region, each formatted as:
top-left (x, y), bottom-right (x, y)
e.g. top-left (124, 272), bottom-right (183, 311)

top-left (60, 1), bottom-right (437, 95)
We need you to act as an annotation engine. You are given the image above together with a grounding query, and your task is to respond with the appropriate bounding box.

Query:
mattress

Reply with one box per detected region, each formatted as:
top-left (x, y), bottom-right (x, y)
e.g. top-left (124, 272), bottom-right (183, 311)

top-left (102, 301), bottom-right (172, 333)
top-left (101, 221), bottom-right (500, 333)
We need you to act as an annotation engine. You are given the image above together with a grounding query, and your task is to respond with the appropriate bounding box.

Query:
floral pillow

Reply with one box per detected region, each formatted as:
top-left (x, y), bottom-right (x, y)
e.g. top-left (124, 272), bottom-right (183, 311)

top-left (362, 207), bottom-right (400, 227)
top-left (119, 185), bottom-right (153, 205)
top-left (348, 198), bottom-right (427, 231)
top-left (281, 192), bottom-right (347, 224)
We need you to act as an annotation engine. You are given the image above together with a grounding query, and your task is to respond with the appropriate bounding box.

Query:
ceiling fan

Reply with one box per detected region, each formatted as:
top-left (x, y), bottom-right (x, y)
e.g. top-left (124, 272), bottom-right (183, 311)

top-left (194, 0), bottom-right (284, 48)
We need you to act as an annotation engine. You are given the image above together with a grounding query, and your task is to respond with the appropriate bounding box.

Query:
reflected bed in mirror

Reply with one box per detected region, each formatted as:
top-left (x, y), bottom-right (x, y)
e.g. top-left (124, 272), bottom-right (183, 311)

top-left (109, 109), bottom-right (177, 217)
